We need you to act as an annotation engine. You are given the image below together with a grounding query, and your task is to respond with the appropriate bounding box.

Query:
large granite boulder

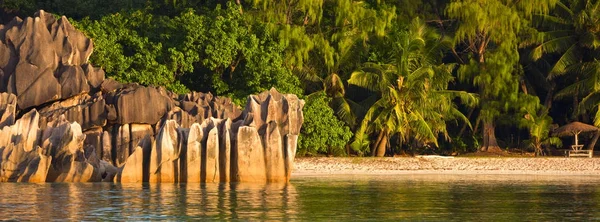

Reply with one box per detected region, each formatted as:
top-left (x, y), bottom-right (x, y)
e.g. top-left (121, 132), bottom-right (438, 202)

top-left (0, 89), bottom-right (304, 183)
top-left (201, 118), bottom-right (221, 183)
top-left (234, 126), bottom-right (266, 183)
top-left (0, 11), bottom-right (305, 183)
top-left (240, 88), bottom-right (304, 181)
top-left (0, 10), bottom-right (95, 109)
top-left (175, 91), bottom-right (242, 128)
top-left (0, 93), bottom-right (17, 128)
top-left (38, 93), bottom-right (106, 131)
top-left (0, 110), bottom-right (50, 182)
top-left (115, 135), bottom-right (151, 183)
top-left (104, 85), bottom-right (175, 125)
top-left (42, 116), bottom-right (99, 182)
top-left (186, 123), bottom-right (203, 183)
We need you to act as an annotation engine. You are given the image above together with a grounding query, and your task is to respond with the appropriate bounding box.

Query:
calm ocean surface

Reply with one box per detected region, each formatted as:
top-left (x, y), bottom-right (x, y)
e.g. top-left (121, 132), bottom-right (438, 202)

top-left (1, 174), bottom-right (599, 220)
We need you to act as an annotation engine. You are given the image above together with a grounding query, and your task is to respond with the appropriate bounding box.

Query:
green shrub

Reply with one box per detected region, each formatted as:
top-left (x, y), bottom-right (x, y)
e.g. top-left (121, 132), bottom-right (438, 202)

top-left (298, 92), bottom-right (353, 156)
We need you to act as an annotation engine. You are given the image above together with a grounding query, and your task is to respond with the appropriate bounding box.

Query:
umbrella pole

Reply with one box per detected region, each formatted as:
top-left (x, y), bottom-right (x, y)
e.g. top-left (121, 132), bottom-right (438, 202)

top-left (575, 132), bottom-right (580, 146)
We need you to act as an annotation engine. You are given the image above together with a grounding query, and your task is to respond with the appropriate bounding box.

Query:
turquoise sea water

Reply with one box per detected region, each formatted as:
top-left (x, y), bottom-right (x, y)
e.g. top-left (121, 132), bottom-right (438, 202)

top-left (1, 174), bottom-right (599, 220)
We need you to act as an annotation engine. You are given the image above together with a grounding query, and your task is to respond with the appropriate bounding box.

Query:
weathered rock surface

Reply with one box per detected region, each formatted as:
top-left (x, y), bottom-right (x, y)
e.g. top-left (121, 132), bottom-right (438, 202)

top-left (104, 85), bottom-right (174, 125)
top-left (0, 11), bottom-right (94, 110)
top-left (186, 123), bottom-right (203, 183)
top-left (0, 110), bottom-right (49, 182)
top-left (0, 93), bottom-right (16, 128)
top-left (38, 93), bottom-right (106, 131)
top-left (0, 11), bottom-right (304, 183)
top-left (149, 120), bottom-right (180, 183)
top-left (114, 135), bottom-right (151, 183)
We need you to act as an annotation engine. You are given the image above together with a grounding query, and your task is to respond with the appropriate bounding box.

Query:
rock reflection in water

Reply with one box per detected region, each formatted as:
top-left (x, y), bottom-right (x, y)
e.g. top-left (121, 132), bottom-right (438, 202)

top-left (3, 175), bottom-right (600, 220)
top-left (0, 183), bottom-right (298, 220)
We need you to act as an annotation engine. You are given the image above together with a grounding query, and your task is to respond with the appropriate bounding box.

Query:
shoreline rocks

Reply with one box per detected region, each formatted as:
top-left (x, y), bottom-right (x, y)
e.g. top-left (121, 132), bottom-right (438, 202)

top-left (0, 11), bottom-right (304, 183)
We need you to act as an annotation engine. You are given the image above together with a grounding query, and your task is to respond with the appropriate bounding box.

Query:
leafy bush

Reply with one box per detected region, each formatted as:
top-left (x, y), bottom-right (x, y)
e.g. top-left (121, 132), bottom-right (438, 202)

top-left (73, 11), bottom-right (191, 93)
top-left (298, 92), bottom-right (353, 156)
top-left (73, 3), bottom-right (302, 101)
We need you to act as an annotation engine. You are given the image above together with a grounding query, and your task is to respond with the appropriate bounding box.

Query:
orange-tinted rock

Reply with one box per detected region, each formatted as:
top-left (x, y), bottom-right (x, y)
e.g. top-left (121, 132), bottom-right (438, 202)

top-left (264, 121), bottom-right (285, 182)
top-left (44, 119), bottom-right (101, 182)
top-left (234, 126), bottom-right (266, 183)
top-left (116, 135), bottom-right (151, 183)
top-left (83, 127), bottom-right (103, 162)
top-left (203, 123), bottom-right (219, 183)
top-left (0, 110), bottom-right (48, 182)
top-left (0, 93), bottom-right (16, 128)
top-left (175, 127), bottom-right (189, 182)
top-left (186, 123), bottom-right (203, 183)
top-left (0, 11), bottom-right (94, 110)
top-left (39, 93), bottom-right (106, 131)
top-left (149, 120), bottom-right (179, 183)
top-left (284, 134), bottom-right (298, 180)
top-left (54, 160), bottom-right (97, 182)
top-left (219, 119), bottom-right (239, 182)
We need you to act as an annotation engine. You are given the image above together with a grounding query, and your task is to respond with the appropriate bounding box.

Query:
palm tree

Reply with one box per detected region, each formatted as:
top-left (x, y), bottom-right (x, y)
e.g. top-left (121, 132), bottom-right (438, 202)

top-left (524, 0), bottom-right (600, 117)
top-left (348, 18), bottom-right (476, 156)
top-left (519, 108), bottom-right (562, 156)
top-left (524, 0), bottom-right (600, 148)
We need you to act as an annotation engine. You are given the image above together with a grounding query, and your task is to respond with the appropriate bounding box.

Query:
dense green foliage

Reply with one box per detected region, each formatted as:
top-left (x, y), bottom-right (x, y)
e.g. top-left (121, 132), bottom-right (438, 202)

top-left (298, 92), bottom-right (353, 156)
top-left (74, 11), bottom-right (190, 93)
top-left (73, 3), bottom-right (302, 99)
top-left (4, 0), bottom-right (600, 156)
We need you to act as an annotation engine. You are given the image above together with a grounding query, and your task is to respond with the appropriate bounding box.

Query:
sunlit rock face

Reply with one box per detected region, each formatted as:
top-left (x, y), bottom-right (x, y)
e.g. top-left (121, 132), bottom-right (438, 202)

top-left (0, 11), bottom-right (303, 183)
top-left (0, 10), bottom-right (93, 110)
top-left (0, 110), bottom-right (48, 182)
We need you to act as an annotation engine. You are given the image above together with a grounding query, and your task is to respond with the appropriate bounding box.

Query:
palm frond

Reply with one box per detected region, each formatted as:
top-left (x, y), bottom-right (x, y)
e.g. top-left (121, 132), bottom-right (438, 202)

top-left (350, 129), bottom-right (370, 155)
top-left (448, 106), bottom-right (473, 130)
top-left (530, 13), bottom-right (571, 28)
top-left (523, 62), bottom-right (552, 90)
top-left (547, 137), bottom-right (563, 147)
top-left (555, 79), bottom-right (592, 99)
top-left (594, 105), bottom-right (600, 127)
top-left (330, 97), bottom-right (357, 127)
top-left (348, 70), bottom-right (382, 92)
top-left (408, 112), bottom-right (438, 146)
top-left (580, 91), bottom-right (600, 113)
top-left (548, 44), bottom-right (581, 78)
top-left (437, 90), bottom-right (479, 107)
top-left (406, 66), bottom-right (434, 83)
top-left (529, 35), bottom-right (578, 61)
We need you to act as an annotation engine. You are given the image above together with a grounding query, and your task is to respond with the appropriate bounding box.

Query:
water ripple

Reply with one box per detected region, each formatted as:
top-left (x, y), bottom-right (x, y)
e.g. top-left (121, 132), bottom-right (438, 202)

top-left (0, 175), bottom-right (599, 220)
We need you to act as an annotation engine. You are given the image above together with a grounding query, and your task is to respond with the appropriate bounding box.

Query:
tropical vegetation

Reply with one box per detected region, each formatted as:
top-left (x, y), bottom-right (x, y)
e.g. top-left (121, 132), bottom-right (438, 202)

top-left (2, 0), bottom-right (599, 156)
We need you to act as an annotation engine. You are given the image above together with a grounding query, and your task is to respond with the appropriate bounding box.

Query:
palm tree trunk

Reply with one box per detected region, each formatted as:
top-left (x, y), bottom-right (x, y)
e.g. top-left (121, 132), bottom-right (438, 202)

top-left (371, 129), bottom-right (389, 157)
top-left (481, 120), bottom-right (502, 153)
top-left (543, 84), bottom-right (555, 110)
top-left (376, 130), bottom-right (389, 157)
top-left (572, 94), bottom-right (579, 120)
top-left (457, 108), bottom-right (475, 138)
top-left (371, 130), bottom-right (384, 157)
top-left (586, 131), bottom-right (600, 151)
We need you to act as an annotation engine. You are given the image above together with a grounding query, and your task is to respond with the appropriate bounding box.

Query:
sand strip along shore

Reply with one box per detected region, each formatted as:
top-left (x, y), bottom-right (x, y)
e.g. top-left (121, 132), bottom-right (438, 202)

top-left (292, 157), bottom-right (600, 176)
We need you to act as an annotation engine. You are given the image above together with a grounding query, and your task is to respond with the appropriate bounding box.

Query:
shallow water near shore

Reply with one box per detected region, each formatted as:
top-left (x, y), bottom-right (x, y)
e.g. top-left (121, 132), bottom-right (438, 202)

top-left (1, 175), bottom-right (600, 220)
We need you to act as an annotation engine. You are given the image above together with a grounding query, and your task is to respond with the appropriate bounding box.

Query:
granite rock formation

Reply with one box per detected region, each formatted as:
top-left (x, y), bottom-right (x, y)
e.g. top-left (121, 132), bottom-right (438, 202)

top-left (0, 11), bottom-right (303, 183)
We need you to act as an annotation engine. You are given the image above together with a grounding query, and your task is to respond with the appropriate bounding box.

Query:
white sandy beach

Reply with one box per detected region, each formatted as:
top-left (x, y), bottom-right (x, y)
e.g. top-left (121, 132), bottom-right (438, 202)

top-left (292, 157), bottom-right (600, 176)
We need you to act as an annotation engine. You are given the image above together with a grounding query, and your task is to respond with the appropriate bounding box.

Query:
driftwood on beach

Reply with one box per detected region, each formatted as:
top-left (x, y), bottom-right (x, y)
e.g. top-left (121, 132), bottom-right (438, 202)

top-left (0, 11), bottom-right (304, 183)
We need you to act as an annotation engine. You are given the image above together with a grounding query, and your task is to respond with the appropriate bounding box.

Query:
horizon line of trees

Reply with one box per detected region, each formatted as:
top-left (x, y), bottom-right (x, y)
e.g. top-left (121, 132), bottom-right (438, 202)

top-left (2, 0), bottom-right (600, 157)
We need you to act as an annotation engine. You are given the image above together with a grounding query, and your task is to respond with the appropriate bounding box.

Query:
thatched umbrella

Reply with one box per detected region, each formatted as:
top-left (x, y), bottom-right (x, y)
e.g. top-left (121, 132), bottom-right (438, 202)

top-left (552, 121), bottom-right (599, 146)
